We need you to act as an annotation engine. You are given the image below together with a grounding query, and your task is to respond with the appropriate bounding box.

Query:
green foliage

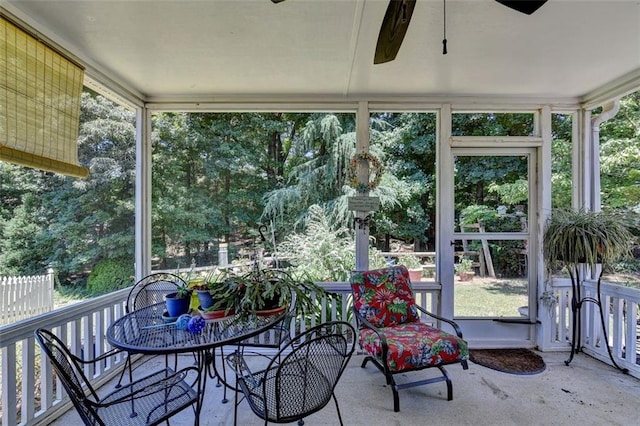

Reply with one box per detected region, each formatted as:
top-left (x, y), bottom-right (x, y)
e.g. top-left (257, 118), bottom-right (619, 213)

top-left (278, 205), bottom-right (387, 282)
top-left (551, 113), bottom-right (573, 209)
top-left (2, 91), bottom-right (639, 291)
top-left (452, 112), bottom-right (534, 136)
top-left (373, 112), bottom-right (436, 248)
top-left (488, 179), bottom-right (528, 205)
top-left (86, 257), bottom-right (134, 295)
top-left (460, 205), bottom-right (498, 226)
top-left (543, 208), bottom-right (634, 271)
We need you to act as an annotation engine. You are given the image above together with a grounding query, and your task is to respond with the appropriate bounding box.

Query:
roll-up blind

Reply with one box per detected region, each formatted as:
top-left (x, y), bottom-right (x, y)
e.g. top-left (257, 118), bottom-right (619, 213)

top-left (0, 17), bottom-right (88, 178)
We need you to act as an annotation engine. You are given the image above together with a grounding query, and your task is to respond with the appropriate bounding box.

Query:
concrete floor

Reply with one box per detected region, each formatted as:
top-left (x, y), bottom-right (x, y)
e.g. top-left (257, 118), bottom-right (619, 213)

top-left (51, 350), bottom-right (640, 426)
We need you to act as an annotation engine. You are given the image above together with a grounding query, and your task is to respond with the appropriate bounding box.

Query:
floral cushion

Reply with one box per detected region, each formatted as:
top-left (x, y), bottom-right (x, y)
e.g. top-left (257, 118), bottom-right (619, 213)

top-left (350, 265), bottom-right (419, 328)
top-left (359, 322), bottom-right (469, 372)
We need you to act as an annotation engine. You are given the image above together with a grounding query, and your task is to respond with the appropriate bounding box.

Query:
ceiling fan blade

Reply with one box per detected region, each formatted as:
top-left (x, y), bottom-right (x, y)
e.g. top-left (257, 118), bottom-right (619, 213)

top-left (374, 0), bottom-right (417, 64)
top-left (271, 0), bottom-right (286, 3)
top-left (495, 1), bottom-right (548, 15)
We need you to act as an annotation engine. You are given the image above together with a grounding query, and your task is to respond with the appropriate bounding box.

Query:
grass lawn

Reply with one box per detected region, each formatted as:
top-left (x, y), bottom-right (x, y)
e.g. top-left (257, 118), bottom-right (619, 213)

top-left (454, 277), bottom-right (528, 317)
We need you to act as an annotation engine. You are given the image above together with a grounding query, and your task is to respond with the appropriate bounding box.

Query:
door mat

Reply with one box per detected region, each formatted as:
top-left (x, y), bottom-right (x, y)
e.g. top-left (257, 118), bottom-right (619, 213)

top-left (469, 348), bottom-right (546, 375)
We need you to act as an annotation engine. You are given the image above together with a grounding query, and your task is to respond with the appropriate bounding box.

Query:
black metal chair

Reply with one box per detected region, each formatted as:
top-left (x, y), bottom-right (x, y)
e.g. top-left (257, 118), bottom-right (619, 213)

top-left (115, 272), bottom-right (189, 388)
top-left (350, 265), bottom-right (469, 412)
top-left (35, 328), bottom-right (199, 426)
top-left (227, 321), bottom-right (356, 426)
top-left (208, 269), bottom-right (298, 403)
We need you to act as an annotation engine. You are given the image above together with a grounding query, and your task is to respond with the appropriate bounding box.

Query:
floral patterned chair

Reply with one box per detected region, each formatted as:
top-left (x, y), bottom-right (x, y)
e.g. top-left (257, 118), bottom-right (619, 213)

top-left (350, 265), bottom-right (469, 412)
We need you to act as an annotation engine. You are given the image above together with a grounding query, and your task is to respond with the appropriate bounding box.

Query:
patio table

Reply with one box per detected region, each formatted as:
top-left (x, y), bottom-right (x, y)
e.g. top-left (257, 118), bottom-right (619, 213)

top-left (107, 302), bottom-right (286, 425)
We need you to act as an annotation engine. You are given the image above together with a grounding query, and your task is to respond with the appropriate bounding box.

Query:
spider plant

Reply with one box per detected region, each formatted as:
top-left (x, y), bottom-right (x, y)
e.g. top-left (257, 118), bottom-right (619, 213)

top-left (543, 208), bottom-right (633, 270)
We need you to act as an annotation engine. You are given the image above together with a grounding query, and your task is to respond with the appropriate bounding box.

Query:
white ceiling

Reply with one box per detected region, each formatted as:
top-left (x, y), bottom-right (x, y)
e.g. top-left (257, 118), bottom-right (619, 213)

top-left (3, 0), bottom-right (640, 104)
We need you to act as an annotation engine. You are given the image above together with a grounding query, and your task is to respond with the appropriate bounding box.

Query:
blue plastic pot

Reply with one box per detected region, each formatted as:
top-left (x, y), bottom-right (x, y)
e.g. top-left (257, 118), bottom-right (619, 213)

top-left (165, 292), bottom-right (190, 317)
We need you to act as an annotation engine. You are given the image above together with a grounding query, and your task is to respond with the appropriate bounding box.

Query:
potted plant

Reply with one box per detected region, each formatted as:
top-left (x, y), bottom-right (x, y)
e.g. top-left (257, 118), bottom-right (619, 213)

top-left (543, 207), bottom-right (633, 368)
top-left (164, 282), bottom-right (192, 318)
top-left (455, 257), bottom-right (475, 281)
top-left (190, 270), bottom-right (228, 311)
top-left (401, 254), bottom-right (423, 282)
top-left (209, 268), bottom-right (326, 321)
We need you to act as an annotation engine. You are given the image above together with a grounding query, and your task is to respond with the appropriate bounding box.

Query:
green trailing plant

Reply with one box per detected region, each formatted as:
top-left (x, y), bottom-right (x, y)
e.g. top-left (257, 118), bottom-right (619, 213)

top-left (543, 208), bottom-right (633, 270)
top-left (209, 268), bottom-right (326, 320)
top-left (543, 207), bottom-right (634, 370)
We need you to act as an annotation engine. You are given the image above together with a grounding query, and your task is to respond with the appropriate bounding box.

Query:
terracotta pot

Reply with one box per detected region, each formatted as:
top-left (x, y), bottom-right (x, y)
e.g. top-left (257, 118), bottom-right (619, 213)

top-left (408, 268), bottom-right (422, 282)
top-left (458, 272), bottom-right (475, 282)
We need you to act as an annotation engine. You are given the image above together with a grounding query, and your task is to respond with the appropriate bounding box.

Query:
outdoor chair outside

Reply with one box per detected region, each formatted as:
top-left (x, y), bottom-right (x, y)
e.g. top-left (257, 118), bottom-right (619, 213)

top-left (35, 328), bottom-right (199, 426)
top-left (226, 320), bottom-right (356, 426)
top-left (115, 272), bottom-right (189, 388)
top-left (350, 265), bottom-right (469, 412)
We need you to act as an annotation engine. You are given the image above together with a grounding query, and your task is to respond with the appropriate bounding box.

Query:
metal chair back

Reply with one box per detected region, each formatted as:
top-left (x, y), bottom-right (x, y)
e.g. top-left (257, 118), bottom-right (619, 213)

top-left (233, 321), bottom-right (356, 425)
top-left (35, 329), bottom-right (104, 425)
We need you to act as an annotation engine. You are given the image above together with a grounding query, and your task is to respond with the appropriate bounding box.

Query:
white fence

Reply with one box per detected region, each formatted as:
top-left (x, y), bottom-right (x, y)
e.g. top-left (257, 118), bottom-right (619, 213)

top-left (1, 271), bottom-right (54, 325)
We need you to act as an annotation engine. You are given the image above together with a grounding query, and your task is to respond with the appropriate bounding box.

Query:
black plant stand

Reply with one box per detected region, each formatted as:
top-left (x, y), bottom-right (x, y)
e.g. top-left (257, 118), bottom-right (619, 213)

top-left (564, 266), bottom-right (629, 373)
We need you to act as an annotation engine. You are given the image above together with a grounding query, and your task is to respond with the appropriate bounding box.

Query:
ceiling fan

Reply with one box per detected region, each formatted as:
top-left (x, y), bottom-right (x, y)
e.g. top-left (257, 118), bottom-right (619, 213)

top-left (271, 0), bottom-right (548, 64)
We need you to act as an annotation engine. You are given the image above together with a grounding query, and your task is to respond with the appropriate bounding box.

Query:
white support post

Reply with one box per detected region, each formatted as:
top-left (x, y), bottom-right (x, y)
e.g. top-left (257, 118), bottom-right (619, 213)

top-left (437, 104), bottom-right (454, 319)
top-left (135, 106), bottom-right (152, 281)
top-left (354, 101), bottom-right (370, 272)
top-left (537, 105), bottom-right (554, 350)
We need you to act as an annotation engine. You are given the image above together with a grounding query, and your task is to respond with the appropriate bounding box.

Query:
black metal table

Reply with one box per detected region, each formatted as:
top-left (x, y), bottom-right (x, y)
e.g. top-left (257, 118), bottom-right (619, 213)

top-left (107, 303), bottom-right (286, 424)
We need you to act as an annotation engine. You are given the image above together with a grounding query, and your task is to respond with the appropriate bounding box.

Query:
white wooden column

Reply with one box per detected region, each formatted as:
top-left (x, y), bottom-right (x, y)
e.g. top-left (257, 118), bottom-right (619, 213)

top-left (354, 101), bottom-right (370, 271)
top-left (537, 105), bottom-right (554, 349)
top-left (437, 104), bottom-right (454, 319)
top-left (135, 106), bottom-right (152, 280)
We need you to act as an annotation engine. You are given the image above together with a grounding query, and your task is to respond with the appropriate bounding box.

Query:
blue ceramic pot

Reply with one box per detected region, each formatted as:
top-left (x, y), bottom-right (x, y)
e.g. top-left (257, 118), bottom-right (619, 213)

top-left (196, 290), bottom-right (215, 310)
top-left (165, 292), bottom-right (190, 317)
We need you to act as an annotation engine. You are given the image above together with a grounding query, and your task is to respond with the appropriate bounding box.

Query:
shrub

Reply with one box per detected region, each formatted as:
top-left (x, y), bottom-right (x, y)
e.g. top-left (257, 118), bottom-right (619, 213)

top-left (87, 257), bottom-right (134, 295)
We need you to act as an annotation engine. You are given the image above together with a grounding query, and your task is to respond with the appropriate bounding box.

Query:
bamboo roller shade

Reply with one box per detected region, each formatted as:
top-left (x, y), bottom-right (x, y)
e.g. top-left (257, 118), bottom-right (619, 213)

top-left (1, 17), bottom-right (88, 177)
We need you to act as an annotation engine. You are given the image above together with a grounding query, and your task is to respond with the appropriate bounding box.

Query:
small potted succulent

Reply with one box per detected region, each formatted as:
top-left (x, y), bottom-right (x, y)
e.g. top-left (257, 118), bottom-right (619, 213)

top-left (164, 282), bottom-right (192, 317)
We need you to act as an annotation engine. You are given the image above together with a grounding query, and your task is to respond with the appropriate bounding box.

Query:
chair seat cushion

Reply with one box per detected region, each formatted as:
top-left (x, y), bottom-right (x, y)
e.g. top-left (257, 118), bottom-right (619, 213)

top-left (360, 322), bottom-right (469, 373)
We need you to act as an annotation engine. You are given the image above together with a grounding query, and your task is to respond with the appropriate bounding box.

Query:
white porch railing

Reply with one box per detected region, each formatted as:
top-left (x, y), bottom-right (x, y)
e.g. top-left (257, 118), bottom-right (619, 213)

top-left (540, 277), bottom-right (640, 379)
top-left (0, 288), bottom-right (129, 426)
top-left (1, 270), bottom-right (54, 325)
top-left (0, 281), bottom-right (440, 426)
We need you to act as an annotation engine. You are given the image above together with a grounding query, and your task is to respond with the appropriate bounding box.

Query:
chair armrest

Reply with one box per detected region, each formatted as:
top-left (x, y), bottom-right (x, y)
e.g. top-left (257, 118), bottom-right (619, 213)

top-left (71, 347), bottom-right (123, 365)
top-left (351, 306), bottom-right (389, 353)
top-left (415, 305), bottom-right (465, 339)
